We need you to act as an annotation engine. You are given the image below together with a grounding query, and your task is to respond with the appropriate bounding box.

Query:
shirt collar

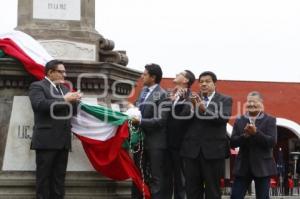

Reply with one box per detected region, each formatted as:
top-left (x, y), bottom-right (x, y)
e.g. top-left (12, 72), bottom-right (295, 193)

top-left (245, 111), bottom-right (264, 121)
top-left (147, 84), bottom-right (158, 93)
top-left (207, 91), bottom-right (215, 101)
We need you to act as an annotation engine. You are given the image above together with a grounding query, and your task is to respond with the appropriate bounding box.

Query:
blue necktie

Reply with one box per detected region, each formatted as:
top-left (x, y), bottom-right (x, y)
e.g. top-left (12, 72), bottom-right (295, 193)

top-left (203, 96), bottom-right (209, 107)
top-left (139, 88), bottom-right (150, 111)
top-left (140, 88), bottom-right (150, 103)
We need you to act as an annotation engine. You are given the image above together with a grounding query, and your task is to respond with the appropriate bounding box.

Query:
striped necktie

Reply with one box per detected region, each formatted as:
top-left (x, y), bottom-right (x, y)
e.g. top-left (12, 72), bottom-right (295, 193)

top-left (56, 84), bottom-right (64, 96)
top-left (139, 88), bottom-right (150, 112)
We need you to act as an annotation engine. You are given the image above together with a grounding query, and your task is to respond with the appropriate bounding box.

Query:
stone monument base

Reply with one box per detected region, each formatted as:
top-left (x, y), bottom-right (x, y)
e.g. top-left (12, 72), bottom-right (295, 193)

top-left (0, 59), bottom-right (141, 199)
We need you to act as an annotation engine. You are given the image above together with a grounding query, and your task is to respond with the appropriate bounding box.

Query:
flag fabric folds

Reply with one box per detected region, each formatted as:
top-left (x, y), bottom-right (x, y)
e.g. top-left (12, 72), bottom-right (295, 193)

top-left (0, 30), bottom-right (150, 198)
top-left (0, 30), bottom-right (53, 79)
top-left (72, 103), bottom-right (150, 199)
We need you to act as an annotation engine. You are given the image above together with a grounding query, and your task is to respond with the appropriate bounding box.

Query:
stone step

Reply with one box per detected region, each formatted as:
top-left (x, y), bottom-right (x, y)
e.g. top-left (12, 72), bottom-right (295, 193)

top-left (3, 172), bottom-right (299, 199)
top-left (0, 171), bottom-right (131, 199)
top-left (0, 194), bottom-right (130, 199)
top-left (223, 197), bottom-right (300, 199)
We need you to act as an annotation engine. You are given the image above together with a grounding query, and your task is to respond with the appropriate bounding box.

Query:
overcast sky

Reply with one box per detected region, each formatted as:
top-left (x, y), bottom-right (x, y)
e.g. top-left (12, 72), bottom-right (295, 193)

top-left (1, 0), bottom-right (300, 82)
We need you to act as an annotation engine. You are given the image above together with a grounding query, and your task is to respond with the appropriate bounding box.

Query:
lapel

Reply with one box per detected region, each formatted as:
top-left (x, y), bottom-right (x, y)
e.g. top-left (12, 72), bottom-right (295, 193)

top-left (241, 115), bottom-right (250, 127)
top-left (139, 85), bottom-right (160, 114)
top-left (145, 85), bottom-right (160, 103)
top-left (206, 92), bottom-right (220, 112)
top-left (41, 79), bottom-right (64, 98)
top-left (253, 112), bottom-right (265, 127)
top-left (59, 84), bottom-right (68, 95)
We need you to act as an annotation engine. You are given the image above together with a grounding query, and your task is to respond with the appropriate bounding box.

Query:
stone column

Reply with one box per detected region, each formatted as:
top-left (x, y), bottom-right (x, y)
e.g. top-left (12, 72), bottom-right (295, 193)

top-left (17, 0), bottom-right (129, 65)
top-left (17, 0), bottom-right (100, 44)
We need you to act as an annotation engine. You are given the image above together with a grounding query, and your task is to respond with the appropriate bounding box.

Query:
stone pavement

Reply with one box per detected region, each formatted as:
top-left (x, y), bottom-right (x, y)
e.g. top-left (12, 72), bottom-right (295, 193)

top-left (222, 196), bottom-right (300, 199)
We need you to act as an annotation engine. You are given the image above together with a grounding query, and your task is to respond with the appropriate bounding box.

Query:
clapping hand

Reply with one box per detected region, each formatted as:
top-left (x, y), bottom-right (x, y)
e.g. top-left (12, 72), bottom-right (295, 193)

top-left (244, 123), bottom-right (257, 136)
top-left (176, 88), bottom-right (187, 99)
top-left (170, 87), bottom-right (188, 101)
top-left (64, 91), bottom-right (82, 102)
top-left (131, 117), bottom-right (140, 125)
top-left (190, 93), bottom-right (206, 112)
top-left (190, 92), bottom-right (201, 106)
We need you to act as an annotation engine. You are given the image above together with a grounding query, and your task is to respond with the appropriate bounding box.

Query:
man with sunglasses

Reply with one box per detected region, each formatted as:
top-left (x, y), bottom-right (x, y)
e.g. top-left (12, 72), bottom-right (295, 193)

top-left (29, 60), bottom-right (81, 199)
top-left (165, 70), bottom-right (195, 199)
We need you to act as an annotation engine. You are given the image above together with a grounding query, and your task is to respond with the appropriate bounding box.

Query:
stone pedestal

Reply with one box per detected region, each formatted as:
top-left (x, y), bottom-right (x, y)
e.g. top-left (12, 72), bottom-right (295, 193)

top-left (0, 58), bottom-right (141, 198)
top-left (1, 0), bottom-right (138, 197)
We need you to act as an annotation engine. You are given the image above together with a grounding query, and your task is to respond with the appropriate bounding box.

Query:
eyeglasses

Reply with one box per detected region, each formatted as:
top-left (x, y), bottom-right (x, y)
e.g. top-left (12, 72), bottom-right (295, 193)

top-left (54, 69), bottom-right (66, 74)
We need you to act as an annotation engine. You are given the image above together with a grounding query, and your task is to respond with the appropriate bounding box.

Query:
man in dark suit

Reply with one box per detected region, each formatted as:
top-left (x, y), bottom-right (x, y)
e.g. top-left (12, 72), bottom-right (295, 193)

top-left (131, 63), bottom-right (169, 199)
top-left (165, 70), bottom-right (195, 199)
top-left (180, 71), bottom-right (233, 199)
top-left (29, 60), bottom-right (81, 199)
top-left (230, 91), bottom-right (277, 199)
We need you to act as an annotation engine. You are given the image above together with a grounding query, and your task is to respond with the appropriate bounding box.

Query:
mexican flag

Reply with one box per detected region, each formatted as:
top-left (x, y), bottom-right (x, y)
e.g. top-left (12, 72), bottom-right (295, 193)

top-left (72, 103), bottom-right (150, 199)
top-left (0, 30), bottom-right (150, 198)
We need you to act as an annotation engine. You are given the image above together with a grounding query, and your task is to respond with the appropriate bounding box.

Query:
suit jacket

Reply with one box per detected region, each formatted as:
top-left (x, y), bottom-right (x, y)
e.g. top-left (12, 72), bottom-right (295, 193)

top-left (166, 90), bottom-right (193, 149)
top-left (137, 85), bottom-right (169, 149)
top-left (180, 92), bottom-right (233, 159)
top-left (29, 79), bottom-right (74, 150)
top-left (230, 113), bottom-right (277, 177)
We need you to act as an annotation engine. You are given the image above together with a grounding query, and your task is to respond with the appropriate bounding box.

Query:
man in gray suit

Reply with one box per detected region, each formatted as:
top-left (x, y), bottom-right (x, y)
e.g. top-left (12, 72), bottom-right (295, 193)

top-left (29, 60), bottom-right (81, 199)
top-left (230, 91), bottom-right (277, 199)
top-left (131, 63), bottom-right (169, 199)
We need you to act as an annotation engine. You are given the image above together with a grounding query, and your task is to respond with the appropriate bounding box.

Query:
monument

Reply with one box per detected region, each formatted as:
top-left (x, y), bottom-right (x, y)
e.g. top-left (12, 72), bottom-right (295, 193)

top-left (18, 0), bottom-right (128, 64)
top-left (0, 0), bottom-right (140, 198)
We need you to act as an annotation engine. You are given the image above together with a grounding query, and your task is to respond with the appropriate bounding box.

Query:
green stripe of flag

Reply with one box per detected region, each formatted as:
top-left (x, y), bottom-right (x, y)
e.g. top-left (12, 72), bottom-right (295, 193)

top-left (80, 102), bottom-right (144, 150)
top-left (80, 102), bottom-right (129, 126)
top-left (0, 50), bottom-right (5, 58)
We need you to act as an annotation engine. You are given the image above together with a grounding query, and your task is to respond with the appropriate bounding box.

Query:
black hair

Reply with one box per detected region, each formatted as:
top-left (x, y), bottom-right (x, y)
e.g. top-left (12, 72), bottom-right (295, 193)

top-left (199, 71), bottom-right (217, 83)
top-left (248, 91), bottom-right (264, 101)
top-left (145, 63), bottom-right (163, 84)
top-left (45, 60), bottom-right (64, 75)
top-left (184, 70), bottom-right (195, 88)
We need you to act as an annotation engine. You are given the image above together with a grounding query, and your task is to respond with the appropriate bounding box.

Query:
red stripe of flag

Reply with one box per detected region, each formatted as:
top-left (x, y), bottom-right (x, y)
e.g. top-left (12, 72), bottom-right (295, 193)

top-left (75, 121), bottom-right (150, 199)
top-left (0, 38), bottom-right (45, 80)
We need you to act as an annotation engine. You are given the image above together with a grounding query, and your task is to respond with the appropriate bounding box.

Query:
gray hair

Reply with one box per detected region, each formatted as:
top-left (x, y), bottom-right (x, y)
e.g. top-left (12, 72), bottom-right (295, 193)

top-left (247, 91), bottom-right (263, 101)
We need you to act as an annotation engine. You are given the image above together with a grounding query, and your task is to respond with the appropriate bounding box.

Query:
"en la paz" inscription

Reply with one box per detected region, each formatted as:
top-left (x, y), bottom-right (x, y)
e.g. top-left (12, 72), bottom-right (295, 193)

top-left (33, 0), bottom-right (81, 21)
top-left (48, 3), bottom-right (66, 10)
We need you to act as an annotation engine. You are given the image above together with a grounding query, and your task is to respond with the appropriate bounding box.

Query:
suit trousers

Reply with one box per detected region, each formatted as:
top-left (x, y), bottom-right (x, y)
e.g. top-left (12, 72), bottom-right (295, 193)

top-left (183, 151), bottom-right (224, 199)
top-left (35, 149), bottom-right (69, 199)
top-left (165, 148), bottom-right (186, 199)
top-left (132, 148), bottom-right (168, 199)
top-left (231, 176), bottom-right (270, 199)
